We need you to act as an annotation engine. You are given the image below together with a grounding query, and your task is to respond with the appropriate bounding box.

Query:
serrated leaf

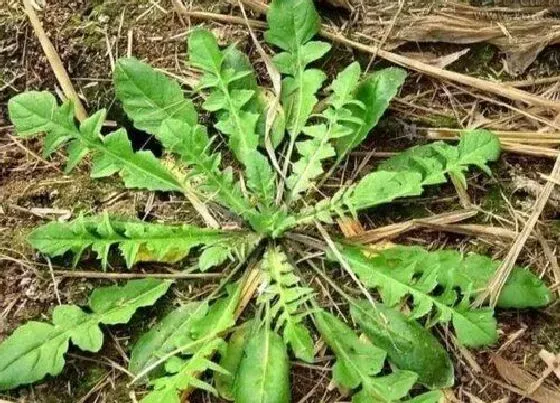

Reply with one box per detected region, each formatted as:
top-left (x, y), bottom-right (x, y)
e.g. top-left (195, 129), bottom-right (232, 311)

top-left (350, 301), bottom-right (454, 389)
top-left (0, 279), bottom-right (171, 390)
top-left (290, 131), bottom-right (501, 232)
top-left (265, 0), bottom-right (329, 153)
top-left (379, 130), bottom-right (500, 189)
top-left (259, 247), bottom-right (315, 362)
top-left (158, 118), bottom-right (257, 219)
top-left (188, 29), bottom-right (260, 165)
top-left (129, 302), bottom-right (209, 377)
top-left (334, 67), bottom-right (407, 159)
top-left (142, 286), bottom-right (241, 402)
top-left (340, 244), bottom-right (499, 347)
top-left (8, 92), bottom-right (184, 192)
top-left (235, 326), bottom-right (290, 403)
top-left (287, 63), bottom-right (364, 198)
top-left (378, 246), bottom-right (552, 309)
top-left (28, 214), bottom-right (257, 269)
top-left (114, 57), bottom-right (197, 136)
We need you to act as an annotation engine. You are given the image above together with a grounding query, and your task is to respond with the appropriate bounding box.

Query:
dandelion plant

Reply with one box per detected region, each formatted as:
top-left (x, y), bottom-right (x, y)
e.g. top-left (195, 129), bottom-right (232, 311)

top-left (1, 0), bottom-right (553, 401)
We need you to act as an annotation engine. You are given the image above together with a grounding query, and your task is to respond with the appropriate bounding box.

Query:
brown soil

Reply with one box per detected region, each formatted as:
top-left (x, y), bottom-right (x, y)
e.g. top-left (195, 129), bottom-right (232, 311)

top-left (1, 0), bottom-right (560, 402)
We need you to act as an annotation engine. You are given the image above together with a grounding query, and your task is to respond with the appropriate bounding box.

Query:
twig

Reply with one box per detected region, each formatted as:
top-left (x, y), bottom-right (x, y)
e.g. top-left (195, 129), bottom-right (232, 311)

top-left (315, 222), bottom-right (377, 309)
top-left (52, 270), bottom-right (222, 279)
top-left (22, 0), bottom-right (88, 121)
top-left (348, 209), bottom-right (478, 244)
top-left (476, 154), bottom-right (560, 307)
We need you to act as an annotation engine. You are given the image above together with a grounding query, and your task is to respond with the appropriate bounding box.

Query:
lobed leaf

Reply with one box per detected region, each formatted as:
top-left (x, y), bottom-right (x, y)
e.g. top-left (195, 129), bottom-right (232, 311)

top-left (378, 129), bottom-right (500, 188)
top-left (129, 303), bottom-right (209, 378)
top-left (266, 0), bottom-right (330, 148)
top-left (28, 213), bottom-right (258, 270)
top-left (188, 29), bottom-right (259, 164)
top-left (340, 244), bottom-right (499, 346)
top-left (350, 301), bottom-right (454, 389)
top-left (334, 68), bottom-right (407, 160)
top-left (8, 92), bottom-right (183, 192)
top-left (287, 62), bottom-right (363, 198)
top-left (0, 279), bottom-right (171, 390)
top-left (366, 246), bottom-right (552, 309)
top-left (315, 310), bottom-right (431, 402)
top-left (259, 246), bottom-right (315, 362)
top-left (159, 118), bottom-right (258, 219)
top-left (290, 131), bottom-right (501, 231)
top-left (235, 326), bottom-right (290, 403)
top-left (141, 285), bottom-right (241, 402)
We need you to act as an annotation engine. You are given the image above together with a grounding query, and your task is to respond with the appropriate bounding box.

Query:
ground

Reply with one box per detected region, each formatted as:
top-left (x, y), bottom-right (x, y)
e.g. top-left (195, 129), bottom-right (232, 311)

top-left (1, 0), bottom-right (560, 402)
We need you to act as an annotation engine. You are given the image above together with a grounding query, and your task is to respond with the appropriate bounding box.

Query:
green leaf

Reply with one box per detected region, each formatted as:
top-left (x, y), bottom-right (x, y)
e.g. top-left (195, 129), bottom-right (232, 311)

top-left (199, 246), bottom-right (231, 271)
top-left (246, 151), bottom-right (277, 208)
top-left (188, 29), bottom-right (260, 165)
top-left (142, 285), bottom-right (241, 402)
top-left (375, 246), bottom-right (553, 309)
top-left (159, 118), bottom-right (258, 219)
top-left (340, 244), bottom-right (499, 347)
top-left (286, 62), bottom-right (363, 198)
top-left (114, 58), bottom-right (197, 136)
top-left (8, 92), bottom-right (184, 192)
top-left (265, 0), bottom-right (321, 53)
top-left (8, 91), bottom-right (69, 138)
top-left (28, 213), bottom-right (257, 269)
top-left (292, 131), bottom-right (502, 229)
top-left (129, 303), bottom-right (209, 377)
top-left (379, 129), bottom-right (500, 188)
top-left (334, 68), bottom-right (407, 159)
top-left (259, 247), bottom-right (315, 362)
top-left (350, 301), bottom-right (454, 389)
top-left (216, 321), bottom-right (253, 400)
top-left (266, 0), bottom-right (329, 150)
top-left (0, 279), bottom-right (171, 390)
top-left (315, 310), bottom-right (425, 402)
top-left (235, 326), bottom-right (290, 403)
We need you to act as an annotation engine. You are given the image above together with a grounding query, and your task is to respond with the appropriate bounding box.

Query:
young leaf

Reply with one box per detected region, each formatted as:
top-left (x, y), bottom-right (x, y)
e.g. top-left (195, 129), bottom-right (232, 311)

top-left (287, 62), bottom-right (363, 198)
top-left (265, 0), bottom-right (330, 160)
top-left (114, 57), bottom-right (198, 136)
top-left (0, 279), bottom-right (171, 390)
top-left (216, 321), bottom-right (253, 400)
top-left (8, 92), bottom-right (184, 192)
top-left (315, 310), bottom-right (425, 402)
top-left (334, 68), bottom-right (407, 160)
top-left (235, 326), bottom-right (290, 403)
top-left (350, 301), bottom-right (454, 389)
top-left (129, 302), bottom-right (209, 377)
top-left (259, 247), bottom-right (315, 362)
top-left (340, 244), bottom-right (499, 347)
top-left (28, 213), bottom-right (258, 269)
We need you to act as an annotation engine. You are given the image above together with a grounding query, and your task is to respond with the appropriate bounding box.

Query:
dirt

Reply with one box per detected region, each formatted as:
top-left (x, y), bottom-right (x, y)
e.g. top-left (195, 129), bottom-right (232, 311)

top-left (2, 0), bottom-right (560, 402)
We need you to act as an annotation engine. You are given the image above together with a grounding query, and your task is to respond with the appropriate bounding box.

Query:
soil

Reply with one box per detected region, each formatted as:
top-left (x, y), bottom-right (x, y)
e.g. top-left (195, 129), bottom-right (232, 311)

top-left (1, 0), bottom-right (560, 402)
